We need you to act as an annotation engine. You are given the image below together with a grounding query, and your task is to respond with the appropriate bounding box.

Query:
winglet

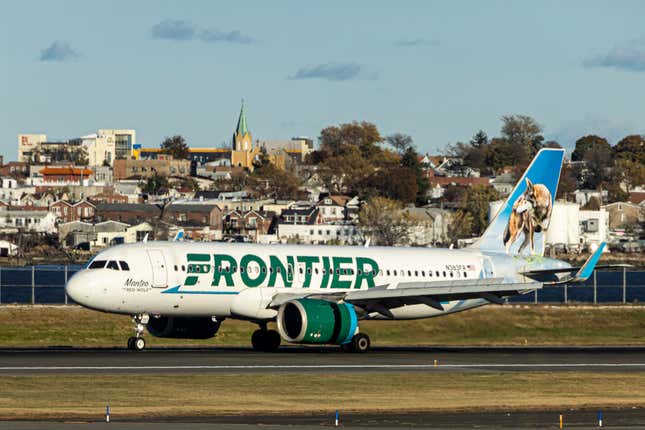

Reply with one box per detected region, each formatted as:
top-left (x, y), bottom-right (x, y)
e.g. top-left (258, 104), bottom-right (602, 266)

top-left (173, 229), bottom-right (184, 242)
top-left (572, 242), bottom-right (606, 282)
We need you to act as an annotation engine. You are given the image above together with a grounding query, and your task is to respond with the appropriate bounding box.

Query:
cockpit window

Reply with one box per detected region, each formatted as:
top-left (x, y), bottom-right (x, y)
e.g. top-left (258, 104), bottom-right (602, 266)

top-left (88, 260), bottom-right (107, 269)
top-left (106, 261), bottom-right (119, 270)
top-left (119, 261), bottom-right (130, 271)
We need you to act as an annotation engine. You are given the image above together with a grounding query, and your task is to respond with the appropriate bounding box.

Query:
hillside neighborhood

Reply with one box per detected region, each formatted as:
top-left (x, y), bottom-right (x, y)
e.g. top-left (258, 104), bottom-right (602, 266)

top-left (1, 104), bottom-right (643, 263)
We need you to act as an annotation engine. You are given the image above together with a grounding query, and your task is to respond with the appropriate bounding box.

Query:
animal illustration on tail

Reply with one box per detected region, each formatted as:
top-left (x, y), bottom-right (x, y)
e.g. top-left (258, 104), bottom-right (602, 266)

top-left (503, 178), bottom-right (553, 255)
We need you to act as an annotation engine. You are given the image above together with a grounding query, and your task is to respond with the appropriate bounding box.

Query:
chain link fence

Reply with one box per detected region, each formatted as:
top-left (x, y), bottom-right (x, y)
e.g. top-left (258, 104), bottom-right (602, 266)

top-left (0, 266), bottom-right (643, 305)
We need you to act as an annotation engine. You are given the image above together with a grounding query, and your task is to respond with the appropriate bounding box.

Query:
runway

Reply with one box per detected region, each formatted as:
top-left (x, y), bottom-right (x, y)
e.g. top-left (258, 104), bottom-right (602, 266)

top-left (1, 346), bottom-right (644, 375)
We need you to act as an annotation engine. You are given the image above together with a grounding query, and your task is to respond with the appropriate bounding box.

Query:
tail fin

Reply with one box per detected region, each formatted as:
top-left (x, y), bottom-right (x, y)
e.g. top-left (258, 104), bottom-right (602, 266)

top-left (474, 148), bottom-right (565, 256)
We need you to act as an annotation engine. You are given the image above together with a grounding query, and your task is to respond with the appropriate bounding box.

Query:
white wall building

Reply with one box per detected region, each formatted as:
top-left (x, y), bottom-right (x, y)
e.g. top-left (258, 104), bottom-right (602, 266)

top-left (17, 134), bottom-right (47, 163)
top-left (278, 223), bottom-right (362, 244)
top-left (0, 210), bottom-right (57, 234)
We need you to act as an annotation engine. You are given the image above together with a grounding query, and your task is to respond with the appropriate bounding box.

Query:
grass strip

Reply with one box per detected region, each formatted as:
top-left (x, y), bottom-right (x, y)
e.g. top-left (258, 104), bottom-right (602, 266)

top-left (0, 372), bottom-right (643, 420)
top-left (0, 305), bottom-right (644, 347)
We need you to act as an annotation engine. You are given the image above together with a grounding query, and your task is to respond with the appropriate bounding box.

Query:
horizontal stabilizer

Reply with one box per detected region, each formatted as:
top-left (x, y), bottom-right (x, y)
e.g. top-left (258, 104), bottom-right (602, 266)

top-left (523, 242), bottom-right (609, 285)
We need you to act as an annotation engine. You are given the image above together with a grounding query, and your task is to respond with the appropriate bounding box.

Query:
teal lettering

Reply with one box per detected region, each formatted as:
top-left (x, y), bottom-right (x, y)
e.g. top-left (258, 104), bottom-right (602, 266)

top-left (212, 254), bottom-right (236, 287)
top-left (321, 256), bottom-right (331, 288)
top-left (184, 253), bottom-right (211, 286)
top-left (268, 255), bottom-right (293, 288)
top-left (331, 256), bottom-right (352, 289)
top-left (241, 254), bottom-right (267, 287)
top-left (354, 257), bottom-right (379, 289)
top-left (297, 256), bottom-right (319, 288)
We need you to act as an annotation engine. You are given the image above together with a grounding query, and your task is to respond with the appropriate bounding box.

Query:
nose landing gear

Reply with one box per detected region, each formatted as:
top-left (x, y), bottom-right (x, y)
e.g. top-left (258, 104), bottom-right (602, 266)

top-left (127, 314), bottom-right (149, 351)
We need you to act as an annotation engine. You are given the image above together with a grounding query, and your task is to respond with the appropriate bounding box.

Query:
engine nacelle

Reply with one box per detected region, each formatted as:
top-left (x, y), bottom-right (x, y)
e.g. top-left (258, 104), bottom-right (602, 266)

top-left (146, 316), bottom-right (221, 339)
top-left (276, 298), bottom-right (358, 345)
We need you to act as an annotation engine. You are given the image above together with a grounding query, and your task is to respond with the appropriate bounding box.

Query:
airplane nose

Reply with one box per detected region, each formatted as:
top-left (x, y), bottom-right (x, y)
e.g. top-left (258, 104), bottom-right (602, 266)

top-left (65, 272), bottom-right (90, 305)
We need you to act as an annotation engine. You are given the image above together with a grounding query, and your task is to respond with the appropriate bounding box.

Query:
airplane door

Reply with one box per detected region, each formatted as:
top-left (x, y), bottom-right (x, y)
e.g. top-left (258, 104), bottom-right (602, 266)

top-left (482, 257), bottom-right (494, 279)
top-left (147, 249), bottom-right (167, 287)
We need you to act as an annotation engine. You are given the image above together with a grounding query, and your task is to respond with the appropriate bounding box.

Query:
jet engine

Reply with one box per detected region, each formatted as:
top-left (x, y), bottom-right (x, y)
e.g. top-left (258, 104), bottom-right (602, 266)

top-left (146, 316), bottom-right (221, 339)
top-left (276, 298), bottom-right (358, 345)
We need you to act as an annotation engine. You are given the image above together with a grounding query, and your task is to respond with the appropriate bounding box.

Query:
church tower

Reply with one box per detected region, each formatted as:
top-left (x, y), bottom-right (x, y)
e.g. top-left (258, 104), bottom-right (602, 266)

top-left (233, 100), bottom-right (253, 151)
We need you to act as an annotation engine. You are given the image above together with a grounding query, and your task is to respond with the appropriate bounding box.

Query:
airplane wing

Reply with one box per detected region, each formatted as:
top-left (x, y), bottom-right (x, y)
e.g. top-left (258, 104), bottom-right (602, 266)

top-left (268, 277), bottom-right (542, 318)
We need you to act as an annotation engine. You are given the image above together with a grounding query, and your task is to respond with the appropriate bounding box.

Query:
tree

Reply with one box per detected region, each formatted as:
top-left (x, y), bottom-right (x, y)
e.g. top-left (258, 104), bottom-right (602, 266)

top-left (582, 138), bottom-right (613, 189)
top-left (385, 133), bottom-right (413, 153)
top-left (142, 174), bottom-right (169, 195)
top-left (571, 135), bottom-right (608, 162)
top-left (460, 185), bottom-right (501, 236)
top-left (319, 121), bottom-right (383, 160)
top-left (500, 115), bottom-right (544, 159)
top-left (556, 163), bottom-right (577, 201)
top-left (400, 146), bottom-right (430, 205)
top-left (470, 130), bottom-right (488, 148)
top-left (358, 197), bottom-right (412, 246)
top-left (250, 153), bottom-right (301, 199)
top-left (161, 135), bottom-right (190, 160)
top-left (614, 135), bottom-right (645, 164)
top-left (447, 210), bottom-right (474, 244)
top-left (359, 167), bottom-right (418, 203)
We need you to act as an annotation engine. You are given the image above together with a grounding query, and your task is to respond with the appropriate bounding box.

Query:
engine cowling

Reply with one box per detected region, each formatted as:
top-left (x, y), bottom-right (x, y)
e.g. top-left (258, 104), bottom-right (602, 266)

top-left (146, 316), bottom-right (221, 339)
top-left (276, 299), bottom-right (358, 345)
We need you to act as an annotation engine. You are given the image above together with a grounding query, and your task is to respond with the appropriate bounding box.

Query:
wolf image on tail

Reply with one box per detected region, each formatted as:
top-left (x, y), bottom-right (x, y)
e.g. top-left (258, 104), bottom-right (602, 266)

top-left (503, 196), bottom-right (534, 254)
top-left (502, 178), bottom-right (553, 255)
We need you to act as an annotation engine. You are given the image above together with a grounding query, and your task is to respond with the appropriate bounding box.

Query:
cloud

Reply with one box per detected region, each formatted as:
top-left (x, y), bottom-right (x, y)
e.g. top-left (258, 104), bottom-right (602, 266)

top-left (583, 40), bottom-right (645, 72)
top-left (547, 116), bottom-right (644, 148)
top-left (39, 41), bottom-right (81, 62)
top-left (395, 38), bottom-right (438, 47)
top-left (199, 29), bottom-right (253, 44)
top-left (151, 19), bottom-right (197, 41)
top-left (288, 63), bottom-right (366, 81)
top-left (151, 19), bottom-right (254, 44)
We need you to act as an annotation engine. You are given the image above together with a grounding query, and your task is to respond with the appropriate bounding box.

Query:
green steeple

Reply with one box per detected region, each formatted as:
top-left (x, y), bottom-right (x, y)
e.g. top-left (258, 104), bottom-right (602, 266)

top-left (235, 99), bottom-right (249, 136)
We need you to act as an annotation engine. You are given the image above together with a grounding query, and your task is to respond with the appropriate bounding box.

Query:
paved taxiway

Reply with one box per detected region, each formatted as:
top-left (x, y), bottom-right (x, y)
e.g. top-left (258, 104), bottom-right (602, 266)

top-left (2, 408), bottom-right (645, 429)
top-left (0, 346), bottom-right (644, 375)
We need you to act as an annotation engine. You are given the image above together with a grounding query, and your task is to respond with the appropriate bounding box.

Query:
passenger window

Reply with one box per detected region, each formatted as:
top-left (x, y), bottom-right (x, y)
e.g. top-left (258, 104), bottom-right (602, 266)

top-left (119, 261), bottom-right (130, 271)
top-left (414, 270), bottom-right (418, 277)
top-left (89, 260), bottom-right (106, 269)
top-left (393, 270), bottom-right (397, 276)
top-left (240, 267), bottom-right (245, 273)
top-left (450, 271), bottom-right (454, 278)
top-left (463, 271), bottom-right (467, 278)
top-left (386, 270), bottom-right (390, 276)
top-left (106, 261), bottom-right (119, 270)
top-left (174, 265), bottom-right (178, 271)
top-left (407, 270), bottom-right (412, 276)
top-left (436, 271), bottom-right (440, 277)
top-left (443, 271), bottom-right (447, 277)
top-left (181, 265), bottom-right (185, 271)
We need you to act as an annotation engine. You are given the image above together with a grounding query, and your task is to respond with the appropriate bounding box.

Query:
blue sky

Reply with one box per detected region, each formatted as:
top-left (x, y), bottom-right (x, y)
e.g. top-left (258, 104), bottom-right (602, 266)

top-left (1, 0), bottom-right (644, 159)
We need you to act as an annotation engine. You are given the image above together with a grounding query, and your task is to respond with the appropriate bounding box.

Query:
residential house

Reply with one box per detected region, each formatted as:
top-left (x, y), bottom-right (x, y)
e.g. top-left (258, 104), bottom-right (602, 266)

top-left (403, 206), bottom-right (452, 246)
top-left (58, 220), bottom-right (153, 249)
top-left (316, 195), bottom-right (351, 223)
top-left (0, 208), bottom-right (57, 234)
top-left (88, 187), bottom-right (130, 204)
top-left (491, 173), bottom-right (515, 196)
top-left (602, 202), bottom-right (644, 230)
top-left (95, 203), bottom-right (162, 225)
top-left (223, 210), bottom-right (275, 242)
top-left (50, 199), bottom-right (96, 223)
top-left (163, 202), bottom-right (223, 240)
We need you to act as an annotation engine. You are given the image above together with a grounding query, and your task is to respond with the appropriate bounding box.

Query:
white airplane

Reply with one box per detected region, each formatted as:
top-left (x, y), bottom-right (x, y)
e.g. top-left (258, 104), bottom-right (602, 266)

top-left (66, 148), bottom-right (608, 352)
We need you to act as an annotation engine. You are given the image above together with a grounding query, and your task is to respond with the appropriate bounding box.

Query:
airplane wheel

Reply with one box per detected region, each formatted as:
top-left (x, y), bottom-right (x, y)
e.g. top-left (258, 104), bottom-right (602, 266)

top-left (127, 337), bottom-right (136, 350)
top-left (252, 329), bottom-right (281, 352)
top-left (351, 333), bottom-right (370, 353)
top-left (251, 329), bottom-right (267, 351)
top-left (264, 330), bottom-right (281, 352)
top-left (134, 337), bottom-right (146, 351)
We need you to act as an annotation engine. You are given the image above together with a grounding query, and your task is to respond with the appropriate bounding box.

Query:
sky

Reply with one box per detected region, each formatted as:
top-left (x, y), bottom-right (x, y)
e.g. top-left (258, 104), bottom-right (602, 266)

top-left (1, 0), bottom-right (644, 160)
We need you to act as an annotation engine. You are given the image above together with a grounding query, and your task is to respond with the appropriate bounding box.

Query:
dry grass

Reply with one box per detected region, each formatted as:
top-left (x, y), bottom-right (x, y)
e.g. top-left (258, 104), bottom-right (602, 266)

top-left (1, 305), bottom-right (644, 348)
top-left (0, 372), bottom-right (643, 420)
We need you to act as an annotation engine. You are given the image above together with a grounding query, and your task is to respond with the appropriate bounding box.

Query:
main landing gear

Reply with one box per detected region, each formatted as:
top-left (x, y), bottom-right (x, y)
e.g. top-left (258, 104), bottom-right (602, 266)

top-left (341, 333), bottom-right (371, 353)
top-left (251, 323), bottom-right (281, 352)
top-left (127, 314), bottom-right (149, 351)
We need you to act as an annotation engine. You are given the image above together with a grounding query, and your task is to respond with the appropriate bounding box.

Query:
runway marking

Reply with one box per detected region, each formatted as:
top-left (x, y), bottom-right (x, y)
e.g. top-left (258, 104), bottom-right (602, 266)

top-left (1, 363), bottom-right (645, 371)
